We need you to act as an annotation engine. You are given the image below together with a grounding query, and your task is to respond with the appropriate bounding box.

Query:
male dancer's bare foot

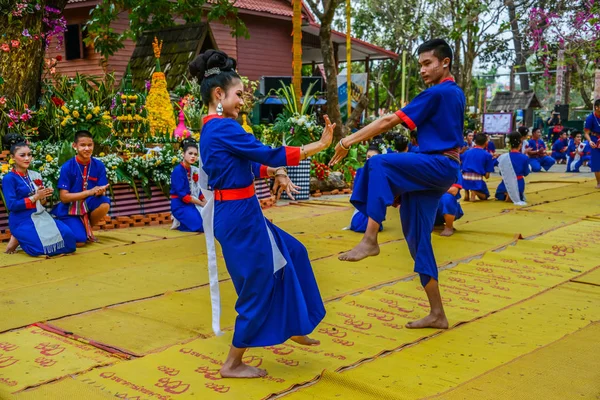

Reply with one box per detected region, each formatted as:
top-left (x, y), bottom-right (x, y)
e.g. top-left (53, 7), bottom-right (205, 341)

top-left (469, 191), bottom-right (476, 202)
top-left (596, 184), bottom-right (600, 189)
top-left (5, 236), bottom-right (18, 254)
top-left (220, 363), bottom-right (267, 379)
top-left (339, 238), bottom-right (380, 262)
top-left (406, 313), bottom-right (449, 329)
top-left (290, 335), bottom-right (320, 346)
top-left (439, 227), bottom-right (454, 237)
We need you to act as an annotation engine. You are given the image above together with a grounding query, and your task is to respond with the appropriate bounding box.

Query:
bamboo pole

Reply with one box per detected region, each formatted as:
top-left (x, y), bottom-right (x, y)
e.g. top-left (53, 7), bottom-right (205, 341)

top-left (292, 0), bottom-right (303, 106)
top-left (346, 0), bottom-right (352, 119)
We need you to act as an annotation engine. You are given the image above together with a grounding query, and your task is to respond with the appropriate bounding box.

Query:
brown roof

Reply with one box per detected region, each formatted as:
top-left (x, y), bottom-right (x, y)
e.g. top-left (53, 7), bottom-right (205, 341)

top-left (67, 0), bottom-right (312, 20)
top-left (232, 0), bottom-right (292, 17)
top-left (488, 91), bottom-right (542, 111)
top-left (129, 23), bottom-right (215, 91)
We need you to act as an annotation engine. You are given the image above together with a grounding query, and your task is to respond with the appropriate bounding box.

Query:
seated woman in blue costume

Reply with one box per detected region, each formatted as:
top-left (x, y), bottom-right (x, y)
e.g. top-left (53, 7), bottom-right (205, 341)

top-left (170, 140), bottom-right (206, 232)
top-left (348, 145), bottom-right (384, 233)
top-left (495, 132), bottom-right (530, 205)
top-left (189, 50), bottom-right (333, 378)
top-left (3, 142), bottom-right (76, 257)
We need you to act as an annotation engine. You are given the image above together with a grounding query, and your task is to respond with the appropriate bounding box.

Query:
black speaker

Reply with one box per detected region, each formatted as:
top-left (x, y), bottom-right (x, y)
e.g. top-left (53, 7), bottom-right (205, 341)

top-left (261, 76), bottom-right (324, 95)
top-left (554, 104), bottom-right (569, 121)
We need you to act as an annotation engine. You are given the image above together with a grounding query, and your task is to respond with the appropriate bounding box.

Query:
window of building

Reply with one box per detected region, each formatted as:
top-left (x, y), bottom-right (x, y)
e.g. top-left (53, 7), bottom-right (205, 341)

top-left (65, 24), bottom-right (87, 60)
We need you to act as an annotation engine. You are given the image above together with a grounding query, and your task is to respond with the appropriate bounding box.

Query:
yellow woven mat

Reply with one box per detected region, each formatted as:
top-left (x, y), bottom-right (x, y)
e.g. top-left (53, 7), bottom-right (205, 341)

top-left (429, 321), bottom-right (600, 400)
top-left (44, 187), bottom-right (599, 355)
top-left (0, 326), bottom-right (120, 395)
top-left (36, 220), bottom-right (599, 399)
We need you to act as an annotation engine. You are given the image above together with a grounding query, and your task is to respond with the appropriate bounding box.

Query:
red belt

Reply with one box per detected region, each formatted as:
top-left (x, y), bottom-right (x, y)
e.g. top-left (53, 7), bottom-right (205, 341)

top-left (214, 184), bottom-right (255, 201)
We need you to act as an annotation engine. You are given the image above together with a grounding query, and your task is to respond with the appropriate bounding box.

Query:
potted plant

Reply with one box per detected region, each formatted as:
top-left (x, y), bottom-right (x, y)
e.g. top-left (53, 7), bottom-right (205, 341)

top-left (271, 81), bottom-right (322, 200)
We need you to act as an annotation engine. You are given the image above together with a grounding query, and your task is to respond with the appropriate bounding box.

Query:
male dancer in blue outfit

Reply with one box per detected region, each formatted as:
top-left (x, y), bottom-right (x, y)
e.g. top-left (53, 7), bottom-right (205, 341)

top-left (330, 39), bottom-right (464, 329)
top-left (584, 99), bottom-right (600, 188)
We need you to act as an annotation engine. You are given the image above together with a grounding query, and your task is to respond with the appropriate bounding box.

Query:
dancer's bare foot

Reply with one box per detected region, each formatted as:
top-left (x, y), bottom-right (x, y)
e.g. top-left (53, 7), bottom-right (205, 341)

top-left (439, 227), bottom-right (454, 237)
top-left (339, 238), bottom-right (380, 262)
top-left (220, 363), bottom-right (267, 378)
top-left (5, 236), bottom-right (18, 254)
top-left (595, 184), bottom-right (600, 189)
top-left (290, 335), bottom-right (320, 346)
top-left (469, 191), bottom-right (476, 201)
top-left (406, 313), bottom-right (448, 329)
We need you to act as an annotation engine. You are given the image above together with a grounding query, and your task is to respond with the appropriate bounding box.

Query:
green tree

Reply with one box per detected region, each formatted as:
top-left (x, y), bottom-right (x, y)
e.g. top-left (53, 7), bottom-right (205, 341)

top-left (0, 0), bottom-right (246, 103)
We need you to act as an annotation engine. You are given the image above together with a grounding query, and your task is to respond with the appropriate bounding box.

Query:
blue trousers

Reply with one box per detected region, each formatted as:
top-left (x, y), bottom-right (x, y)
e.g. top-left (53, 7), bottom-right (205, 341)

top-left (58, 196), bottom-right (111, 243)
top-left (529, 156), bottom-right (555, 172)
top-left (495, 179), bottom-right (525, 201)
top-left (567, 155), bottom-right (591, 173)
top-left (551, 151), bottom-right (567, 161)
top-left (351, 152), bottom-right (459, 283)
top-left (434, 193), bottom-right (464, 226)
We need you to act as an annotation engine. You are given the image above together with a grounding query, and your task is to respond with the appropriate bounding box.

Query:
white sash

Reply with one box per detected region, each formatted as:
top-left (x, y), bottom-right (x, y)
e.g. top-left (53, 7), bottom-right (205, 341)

top-left (498, 153), bottom-right (526, 206)
top-left (198, 147), bottom-right (286, 336)
top-left (28, 171), bottom-right (65, 254)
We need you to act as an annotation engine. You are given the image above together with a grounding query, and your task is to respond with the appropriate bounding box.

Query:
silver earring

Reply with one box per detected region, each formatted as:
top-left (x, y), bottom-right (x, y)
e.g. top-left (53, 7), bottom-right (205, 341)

top-left (216, 102), bottom-right (223, 116)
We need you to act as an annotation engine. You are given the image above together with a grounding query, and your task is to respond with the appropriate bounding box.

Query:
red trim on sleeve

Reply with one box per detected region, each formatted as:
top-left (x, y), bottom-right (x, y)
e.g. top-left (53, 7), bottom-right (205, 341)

top-left (394, 110), bottom-right (417, 130)
top-left (452, 183), bottom-right (462, 189)
top-left (259, 165), bottom-right (269, 178)
top-left (199, 194), bottom-right (205, 201)
top-left (285, 146), bottom-right (301, 166)
top-left (24, 197), bottom-right (36, 209)
top-left (182, 195), bottom-right (192, 204)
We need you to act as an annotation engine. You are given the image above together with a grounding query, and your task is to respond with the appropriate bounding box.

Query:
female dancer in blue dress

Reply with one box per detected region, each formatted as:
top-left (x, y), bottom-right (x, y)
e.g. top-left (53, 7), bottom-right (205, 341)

top-left (495, 133), bottom-right (530, 204)
top-left (189, 50), bottom-right (333, 378)
top-left (3, 143), bottom-right (76, 256)
top-left (170, 140), bottom-right (206, 232)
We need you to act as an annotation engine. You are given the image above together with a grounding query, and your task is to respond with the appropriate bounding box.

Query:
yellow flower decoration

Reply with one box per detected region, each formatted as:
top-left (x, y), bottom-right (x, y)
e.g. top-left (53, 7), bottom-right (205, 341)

top-left (1, 164), bottom-right (9, 173)
top-left (112, 166), bottom-right (117, 170)
top-left (93, 106), bottom-right (100, 115)
top-left (9, 159), bottom-right (15, 165)
top-left (99, 152), bottom-right (106, 157)
top-left (72, 110), bottom-right (80, 118)
top-left (152, 37), bottom-right (163, 59)
top-left (45, 155), bottom-right (53, 162)
top-left (86, 114), bottom-right (92, 120)
top-left (39, 167), bottom-right (44, 172)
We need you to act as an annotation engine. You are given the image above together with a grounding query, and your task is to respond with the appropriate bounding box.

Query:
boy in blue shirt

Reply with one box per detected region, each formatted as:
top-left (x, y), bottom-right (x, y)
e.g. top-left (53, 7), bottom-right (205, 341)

top-left (461, 133), bottom-right (495, 201)
top-left (527, 127), bottom-right (555, 172)
top-left (584, 99), bottom-right (600, 188)
top-left (330, 39), bottom-right (464, 330)
top-left (551, 130), bottom-right (569, 163)
top-left (53, 131), bottom-right (111, 246)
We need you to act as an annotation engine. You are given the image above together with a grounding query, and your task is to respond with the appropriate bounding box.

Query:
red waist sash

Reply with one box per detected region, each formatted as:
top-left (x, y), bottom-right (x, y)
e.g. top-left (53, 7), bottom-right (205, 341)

top-left (214, 184), bottom-right (255, 201)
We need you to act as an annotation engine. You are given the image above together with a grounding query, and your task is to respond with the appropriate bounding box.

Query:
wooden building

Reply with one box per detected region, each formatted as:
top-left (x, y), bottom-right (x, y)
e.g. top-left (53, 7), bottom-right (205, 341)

top-left (48, 0), bottom-right (397, 85)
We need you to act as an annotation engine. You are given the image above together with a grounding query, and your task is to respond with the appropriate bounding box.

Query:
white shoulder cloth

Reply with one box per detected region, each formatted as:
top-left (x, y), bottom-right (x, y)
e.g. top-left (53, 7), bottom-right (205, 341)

top-left (497, 153), bottom-right (526, 206)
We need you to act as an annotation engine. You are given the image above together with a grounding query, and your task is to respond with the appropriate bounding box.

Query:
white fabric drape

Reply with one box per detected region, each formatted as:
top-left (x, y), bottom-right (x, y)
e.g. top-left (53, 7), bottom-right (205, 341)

top-left (29, 171), bottom-right (65, 254)
top-left (498, 153), bottom-right (526, 206)
top-left (198, 148), bottom-right (286, 336)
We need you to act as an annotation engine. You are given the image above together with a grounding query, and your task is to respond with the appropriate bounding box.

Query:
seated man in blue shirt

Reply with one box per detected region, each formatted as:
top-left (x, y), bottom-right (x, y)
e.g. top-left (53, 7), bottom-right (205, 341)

top-left (526, 127), bottom-right (555, 172)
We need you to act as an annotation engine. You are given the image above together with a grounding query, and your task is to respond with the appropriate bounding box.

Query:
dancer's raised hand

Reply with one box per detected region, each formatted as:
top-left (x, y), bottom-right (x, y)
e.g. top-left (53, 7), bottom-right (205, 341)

top-left (319, 115), bottom-right (335, 149)
top-left (273, 174), bottom-right (300, 201)
top-left (329, 137), bottom-right (349, 166)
